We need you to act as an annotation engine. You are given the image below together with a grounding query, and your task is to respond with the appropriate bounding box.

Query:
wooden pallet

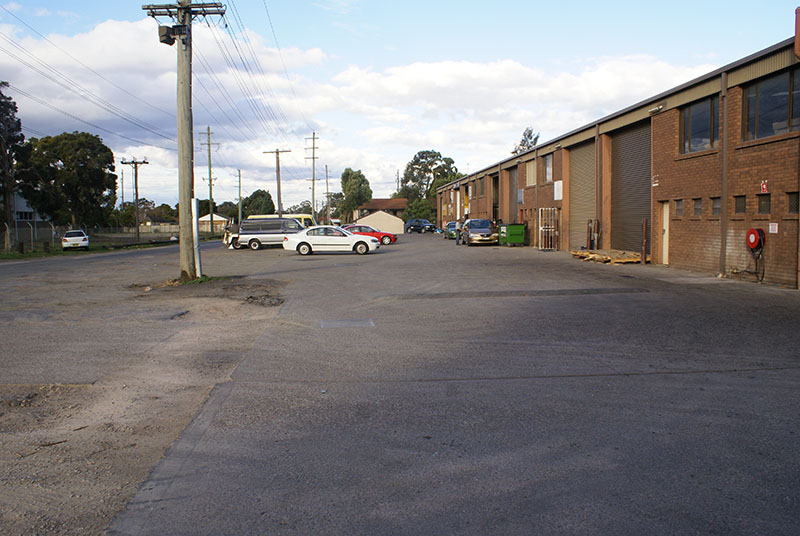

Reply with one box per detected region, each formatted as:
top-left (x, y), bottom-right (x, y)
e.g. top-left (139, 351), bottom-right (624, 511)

top-left (570, 249), bottom-right (650, 264)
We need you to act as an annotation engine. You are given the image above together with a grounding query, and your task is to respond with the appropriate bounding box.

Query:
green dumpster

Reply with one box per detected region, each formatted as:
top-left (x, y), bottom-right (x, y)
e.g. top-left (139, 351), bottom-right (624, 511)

top-left (499, 223), bottom-right (525, 246)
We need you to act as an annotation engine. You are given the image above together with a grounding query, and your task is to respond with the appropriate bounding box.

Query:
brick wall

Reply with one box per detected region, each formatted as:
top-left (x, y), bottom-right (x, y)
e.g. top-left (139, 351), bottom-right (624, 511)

top-left (651, 107), bottom-right (724, 273)
top-left (650, 86), bottom-right (799, 285)
top-left (725, 87), bottom-right (799, 285)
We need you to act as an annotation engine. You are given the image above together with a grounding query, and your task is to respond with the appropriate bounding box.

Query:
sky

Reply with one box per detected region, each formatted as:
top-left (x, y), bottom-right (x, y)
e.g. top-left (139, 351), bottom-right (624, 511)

top-left (1, 1), bottom-right (799, 210)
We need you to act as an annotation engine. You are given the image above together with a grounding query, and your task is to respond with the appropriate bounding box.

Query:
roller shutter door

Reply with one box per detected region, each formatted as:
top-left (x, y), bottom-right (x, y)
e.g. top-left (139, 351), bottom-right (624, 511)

top-left (568, 141), bottom-right (595, 249)
top-left (611, 121), bottom-right (651, 252)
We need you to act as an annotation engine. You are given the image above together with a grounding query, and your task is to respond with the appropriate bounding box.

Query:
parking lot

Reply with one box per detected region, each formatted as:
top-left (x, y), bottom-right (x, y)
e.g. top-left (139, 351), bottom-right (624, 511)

top-left (3, 234), bottom-right (800, 535)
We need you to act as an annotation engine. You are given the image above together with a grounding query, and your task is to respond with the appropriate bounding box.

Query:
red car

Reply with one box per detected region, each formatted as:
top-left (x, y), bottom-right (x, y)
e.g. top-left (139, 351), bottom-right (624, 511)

top-left (343, 224), bottom-right (397, 245)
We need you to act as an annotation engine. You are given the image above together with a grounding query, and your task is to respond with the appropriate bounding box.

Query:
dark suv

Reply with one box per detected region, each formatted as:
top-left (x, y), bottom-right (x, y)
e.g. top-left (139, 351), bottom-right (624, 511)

top-left (404, 218), bottom-right (435, 233)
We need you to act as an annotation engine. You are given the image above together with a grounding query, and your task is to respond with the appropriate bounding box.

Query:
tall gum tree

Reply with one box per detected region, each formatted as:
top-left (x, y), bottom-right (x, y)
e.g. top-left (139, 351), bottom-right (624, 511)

top-left (0, 81), bottom-right (25, 248)
top-left (16, 131), bottom-right (117, 228)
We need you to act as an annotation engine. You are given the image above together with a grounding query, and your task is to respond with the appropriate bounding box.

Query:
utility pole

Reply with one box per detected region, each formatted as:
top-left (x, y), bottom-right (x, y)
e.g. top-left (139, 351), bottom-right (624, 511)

top-left (325, 164), bottom-right (331, 225)
top-left (120, 169), bottom-right (124, 207)
top-left (237, 169), bottom-right (242, 224)
top-left (201, 126), bottom-right (218, 235)
top-left (120, 158), bottom-right (148, 242)
top-left (143, 1), bottom-right (225, 281)
top-left (305, 131), bottom-right (318, 214)
top-left (396, 169), bottom-right (400, 192)
top-left (263, 149), bottom-right (291, 217)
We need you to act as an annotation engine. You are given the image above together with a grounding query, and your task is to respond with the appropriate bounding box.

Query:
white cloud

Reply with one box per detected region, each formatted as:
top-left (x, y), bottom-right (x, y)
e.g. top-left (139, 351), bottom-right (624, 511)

top-left (3, 16), bottom-right (719, 208)
top-left (313, 0), bottom-right (360, 15)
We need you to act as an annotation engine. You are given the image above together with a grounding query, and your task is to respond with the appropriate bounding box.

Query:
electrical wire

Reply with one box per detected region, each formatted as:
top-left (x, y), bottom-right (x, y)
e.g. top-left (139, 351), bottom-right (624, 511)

top-left (8, 84), bottom-right (177, 151)
top-left (0, 35), bottom-right (176, 142)
top-left (0, 5), bottom-right (174, 119)
top-left (259, 0), bottom-right (311, 129)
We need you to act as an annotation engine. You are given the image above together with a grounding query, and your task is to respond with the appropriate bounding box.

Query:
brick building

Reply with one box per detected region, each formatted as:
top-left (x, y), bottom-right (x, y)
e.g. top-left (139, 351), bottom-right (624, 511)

top-left (437, 37), bottom-right (800, 287)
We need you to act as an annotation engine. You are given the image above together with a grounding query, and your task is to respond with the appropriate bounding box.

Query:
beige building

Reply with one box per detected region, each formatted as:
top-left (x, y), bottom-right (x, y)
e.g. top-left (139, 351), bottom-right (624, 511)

top-left (356, 210), bottom-right (404, 234)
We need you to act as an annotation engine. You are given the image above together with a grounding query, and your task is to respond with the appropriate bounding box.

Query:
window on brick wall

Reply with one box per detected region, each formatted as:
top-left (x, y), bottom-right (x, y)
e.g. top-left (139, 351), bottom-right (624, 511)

top-left (480, 178), bottom-right (485, 197)
top-left (734, 195), bottom-right (746, 214)
top-left (693, 198), bottom-right (702, 216)
top-left (757, 193), bottom-right (771, 214)
top-left (526, 160), bottom-right (536, 187)
top-left (744, 67), bottom-right (800, 140)
top-left (675, 199), bottom-right (683, 217)
top-left (711, 197), bottom-right (721, 215)
top-left (788, 192), bottom-right (799, 214)
top-left (544, 154), bottom-right (553, 182)
top-left (681, 95), bottom-right (719, 153)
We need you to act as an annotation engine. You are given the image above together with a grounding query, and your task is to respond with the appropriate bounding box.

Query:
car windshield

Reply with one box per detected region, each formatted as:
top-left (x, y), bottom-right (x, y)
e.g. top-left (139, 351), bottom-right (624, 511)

top-left (65, 231), bottom-right (84, 237)
top-left (446, 222), bottom-right (456, 229)
top-left (470, 219), bottom-right (492, 229)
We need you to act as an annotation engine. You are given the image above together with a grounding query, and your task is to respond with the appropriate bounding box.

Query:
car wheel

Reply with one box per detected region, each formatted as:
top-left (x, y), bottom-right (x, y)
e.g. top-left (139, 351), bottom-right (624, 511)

top-left (354, 242), bottom-right (368, 255)
top-left (297, 243), bottom-right (312, 255)
top-left (381, 236), bottom-right (391, 245)
top-left (231, 237), bottom-right (240, 249)
top-left (248, 239), bottom-right (261, 250)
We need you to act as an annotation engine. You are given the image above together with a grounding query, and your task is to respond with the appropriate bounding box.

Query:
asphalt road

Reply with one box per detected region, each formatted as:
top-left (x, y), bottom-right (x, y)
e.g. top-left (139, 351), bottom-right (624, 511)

top-left (17, 234), bottom-right (800, 535)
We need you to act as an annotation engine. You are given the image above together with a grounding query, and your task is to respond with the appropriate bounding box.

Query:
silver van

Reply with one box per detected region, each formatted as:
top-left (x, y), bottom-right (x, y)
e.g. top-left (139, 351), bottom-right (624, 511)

top-left (225, 217), bottom-right (304, 250)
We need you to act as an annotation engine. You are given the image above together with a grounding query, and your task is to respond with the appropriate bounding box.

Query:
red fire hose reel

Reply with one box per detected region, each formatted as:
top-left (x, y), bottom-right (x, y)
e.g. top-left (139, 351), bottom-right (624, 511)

top-left (746, 228), bottom-right (765, 251)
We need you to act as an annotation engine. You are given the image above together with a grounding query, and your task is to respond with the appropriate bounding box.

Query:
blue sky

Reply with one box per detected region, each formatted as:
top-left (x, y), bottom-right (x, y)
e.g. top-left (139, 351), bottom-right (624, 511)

top-left (2, 1), bottom-right (799, 208)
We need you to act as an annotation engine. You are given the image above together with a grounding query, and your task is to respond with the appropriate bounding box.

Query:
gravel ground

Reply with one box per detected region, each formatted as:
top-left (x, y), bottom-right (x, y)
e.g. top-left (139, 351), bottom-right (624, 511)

top-left (0, 245), bottom-right (284, 535)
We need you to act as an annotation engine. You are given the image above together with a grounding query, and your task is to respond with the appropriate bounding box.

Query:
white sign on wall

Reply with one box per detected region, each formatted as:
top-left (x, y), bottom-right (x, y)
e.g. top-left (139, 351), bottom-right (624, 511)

top-left (769, 223), bottom-right (778, 234)
top-left (554, 180), bottom-right (563, 201)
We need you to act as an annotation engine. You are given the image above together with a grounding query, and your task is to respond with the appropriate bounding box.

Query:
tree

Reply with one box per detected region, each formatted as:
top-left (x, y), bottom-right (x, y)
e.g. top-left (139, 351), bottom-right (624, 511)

top-left (241, 189), bottom-right (274, 217)
top-left (317, 192), bottom-right (344, 223)
top-left (512, 127), bottom-right (540, 155)
top-left (285, 200), bottom-right (312, 214)
top-left (150, 202), bottom-right (178, 222)
top-left (16, 132), bottom-right (117, 227)
top-left (401, 150), bottom-right (461, 202)
top-left (113, 198), bottom-right (155, 227)
top-left (405, 198), bottom-right (435, 221)
top-left (197, 199), bottom-right (215, 217)
top-left (339, 168), bottom-right (372, 223)
top-left (216, 201), bottom-right (238, 220)
top-left (0, 81), bottom-right (25, 246)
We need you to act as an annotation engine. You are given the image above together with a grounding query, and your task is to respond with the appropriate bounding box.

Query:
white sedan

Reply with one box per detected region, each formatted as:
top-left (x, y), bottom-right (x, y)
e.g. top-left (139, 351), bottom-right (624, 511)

top-left (61, 229), bottom-right (89, 251)
top-left (283, 225), bottom-right (380, 255)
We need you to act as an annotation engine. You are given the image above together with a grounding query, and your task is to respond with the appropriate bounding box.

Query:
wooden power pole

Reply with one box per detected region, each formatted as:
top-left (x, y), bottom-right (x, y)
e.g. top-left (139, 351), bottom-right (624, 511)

top-left (263, 149), bottom-right (291, 217)
top-left (143, 1), bottom-right (225, 280)
top-left (120, 157), bottom-right (148, 242)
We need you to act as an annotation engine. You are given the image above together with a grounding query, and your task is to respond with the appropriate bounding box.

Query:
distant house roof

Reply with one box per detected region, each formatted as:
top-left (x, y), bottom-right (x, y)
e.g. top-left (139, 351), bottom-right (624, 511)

top-left (198, 212), bottom-right (230, 222)
top-left (358, 198), bottom-right (408, 211)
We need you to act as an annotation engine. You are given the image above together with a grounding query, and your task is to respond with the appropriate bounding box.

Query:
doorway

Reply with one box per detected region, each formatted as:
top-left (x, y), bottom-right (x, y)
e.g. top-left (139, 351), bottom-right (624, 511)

top-left (660, 201), bottom-right (669, 264)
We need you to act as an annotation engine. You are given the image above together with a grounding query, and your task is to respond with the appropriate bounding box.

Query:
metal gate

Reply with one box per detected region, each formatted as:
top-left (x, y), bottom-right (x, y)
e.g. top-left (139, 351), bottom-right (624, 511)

top-left (538, 208), bottom-right (558, 250)
top-left (568, 141), bottom-right (595, 249)
top-left (611, 120), bottom-right (651, 252)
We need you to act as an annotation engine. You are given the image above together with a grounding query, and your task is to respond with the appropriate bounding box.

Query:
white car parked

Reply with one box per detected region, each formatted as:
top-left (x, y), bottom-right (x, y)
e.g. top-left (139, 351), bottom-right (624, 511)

top-left (283, 225), bottom-right (380, 255)
top-left (61, 230), bottom-right (89, 251)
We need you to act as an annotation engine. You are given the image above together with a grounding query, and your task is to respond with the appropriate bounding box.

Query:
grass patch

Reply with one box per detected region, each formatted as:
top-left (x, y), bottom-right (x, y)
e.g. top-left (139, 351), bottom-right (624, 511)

top-left (173, 275), bottom-right (226, 286)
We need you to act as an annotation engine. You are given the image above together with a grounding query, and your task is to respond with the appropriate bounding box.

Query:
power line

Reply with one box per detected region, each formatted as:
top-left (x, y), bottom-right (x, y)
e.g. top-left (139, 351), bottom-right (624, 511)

top-left (259, 0), bottom-right (310, 129)
top-left (0, 33), bottom-right (175, 142)
top-left (0, 5), bottom-right (174, 119)
top-left (7, 84), bottom-right (176, 151)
